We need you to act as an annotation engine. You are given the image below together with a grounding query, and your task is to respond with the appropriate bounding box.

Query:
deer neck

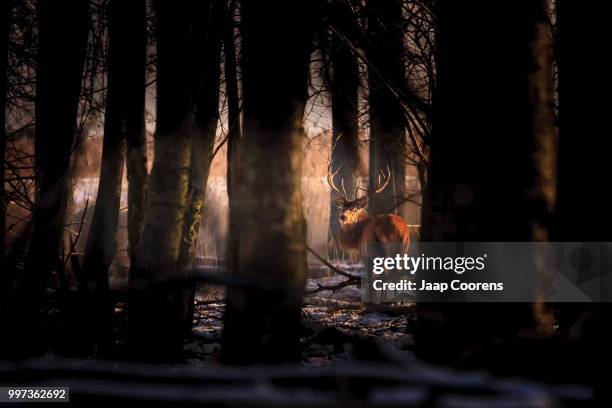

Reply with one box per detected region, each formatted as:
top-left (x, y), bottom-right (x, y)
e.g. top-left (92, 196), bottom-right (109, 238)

top-left (338, 211), bottom-right (373, 250)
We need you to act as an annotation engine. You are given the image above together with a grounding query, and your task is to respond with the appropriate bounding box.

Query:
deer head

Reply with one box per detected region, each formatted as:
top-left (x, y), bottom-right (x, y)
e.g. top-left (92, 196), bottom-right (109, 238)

top-left (327, 163), bottom-right (390, 226)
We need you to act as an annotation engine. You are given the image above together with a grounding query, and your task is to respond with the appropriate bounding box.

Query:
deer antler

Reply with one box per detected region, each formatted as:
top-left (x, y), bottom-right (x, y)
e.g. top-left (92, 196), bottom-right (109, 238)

top-left (353, 179), bottom-right (361, 201)
top-left (373, 166), bottom-right (391, 194)
top-left (340, 178), bottom-right (349, 198)
top-left (355, 166), bottom-right (391, 199)
top-left (327, 162), bottom-right (348, 201)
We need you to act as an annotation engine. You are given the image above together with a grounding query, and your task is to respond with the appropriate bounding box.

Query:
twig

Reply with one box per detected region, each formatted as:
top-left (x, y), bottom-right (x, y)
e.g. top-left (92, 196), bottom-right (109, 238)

top-left (63, 198), bottom-right (89, 269)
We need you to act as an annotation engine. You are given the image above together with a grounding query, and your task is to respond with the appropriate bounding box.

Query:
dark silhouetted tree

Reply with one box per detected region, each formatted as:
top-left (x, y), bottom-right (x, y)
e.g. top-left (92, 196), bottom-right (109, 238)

top-left (417, 0), bottom-right (555, 367)
top-left (555, 3), bottom-right (611, 242)
top-left (366, 0), bottom-right (407, 218)
top-left (128, 0), bottom-right (195, 361)
top-left (554, 0), bottom-right (607, 386)
top-left (80, 0), bottom-right (147, 355)
top-left (125, 1), bottom-right (148, 276)
top-left (15, 0), bottom-right (90, 355)
top-left (225, 0), bottom-right (242, 277)
top-left (222, 0), bottom-right (321, 364)
top-left (0, 0), bottom-right (12, 271)
top-left (327, 31), bottom-right (361, 250)
top-left (177, 0), bottom-right (222, 335)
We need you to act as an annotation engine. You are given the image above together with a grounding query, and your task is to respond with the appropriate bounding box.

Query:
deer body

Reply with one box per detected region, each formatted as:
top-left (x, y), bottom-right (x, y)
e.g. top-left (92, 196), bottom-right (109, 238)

top-left (328, 164), bottom-right (410, 256)
top-left (338, 208), bottom-right (410, 256)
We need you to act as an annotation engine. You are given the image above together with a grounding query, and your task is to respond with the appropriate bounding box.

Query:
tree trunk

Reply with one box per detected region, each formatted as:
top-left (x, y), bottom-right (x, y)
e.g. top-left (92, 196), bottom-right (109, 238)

top-left (225, 0), bottom-right (241, 278)
top-left (125, 1), bottom-right (148, 276)
top-left (0, 0), bottom-right (11, 272)
top-left (555, 4), bottom-right (612, 241)
top-left (127, 0), bottom-right (195, 361)
top-left (222, 0), bottom-right (319, 364)
top-left (417, 0), bottom-right (555, 368)
top-left (177, 0), bottom-right (222, 335)
top-left (366, 0), bottom-right (407, 217)
top-left (328, 31), bottom-right (361, 251)
top-left (78, 0), bottom-right (147, 356)
top-left (14, 0), bottom-right (90, 356)
top-left (554, 0), bottom-right (608, 387)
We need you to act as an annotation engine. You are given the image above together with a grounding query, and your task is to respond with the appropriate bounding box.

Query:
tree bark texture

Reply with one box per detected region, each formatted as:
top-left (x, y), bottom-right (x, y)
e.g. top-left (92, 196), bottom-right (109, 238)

top-left (222, 0), bottom-right (320, 364)
top-left (128, 0), bottom-right (195, 361)
top-left (177, 0), bottom-right (222, 335)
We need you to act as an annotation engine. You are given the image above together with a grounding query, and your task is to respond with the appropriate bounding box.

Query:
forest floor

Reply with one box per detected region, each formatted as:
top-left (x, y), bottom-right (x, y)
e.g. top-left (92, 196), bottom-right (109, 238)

top-left (176, 282), bottom-right (594, 406)
top-left (1, 270), bottom-right (593, 405)
top-left (188, 273), bottom-right (416, 367)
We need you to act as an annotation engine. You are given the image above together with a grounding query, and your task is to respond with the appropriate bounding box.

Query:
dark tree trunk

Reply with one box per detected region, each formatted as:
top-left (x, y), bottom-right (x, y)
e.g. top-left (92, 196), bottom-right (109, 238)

top-left (125, 1), bottom-right (148, 276)
top-left (225, 0), bottom-right (241, 277)
top-left (554, 0), bottom-right (608, 387)
top-left (417, 0), bottom-right (555, 369)
top-left (177, 0), bottom-right (222, 335)
top-left (555, 4), bottom-right (612, 241)
top-left (12, 0), bottom-right (90, 356)
top-left (127, 0), bottom-right (196, 361)
top-left (366, 0), bottom-right (407, 217)
top-left (78, 0), bottom-right (147, 356)
top-left (328, 31), bottom-right (361, 250)
top-left (222, 0), bottom-right (319, 364)
top-left (0, 0), bottom-right (11, 272)
top-left (225, 0), bottom-right (240, 200)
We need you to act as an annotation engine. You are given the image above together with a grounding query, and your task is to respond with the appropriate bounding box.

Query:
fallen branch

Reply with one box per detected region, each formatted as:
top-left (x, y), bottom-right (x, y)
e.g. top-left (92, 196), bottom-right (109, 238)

top-left (306, 244), bottom-right (361, 282)
top-left (305, 278), bottom-right (358, 295)
top-left (305, 245), bottom-right (362, 295)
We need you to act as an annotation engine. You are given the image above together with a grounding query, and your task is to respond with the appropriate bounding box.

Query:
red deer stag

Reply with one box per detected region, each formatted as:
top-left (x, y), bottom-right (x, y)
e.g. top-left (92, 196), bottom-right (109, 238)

top-left (328, 164), bottom-right (410, 257)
